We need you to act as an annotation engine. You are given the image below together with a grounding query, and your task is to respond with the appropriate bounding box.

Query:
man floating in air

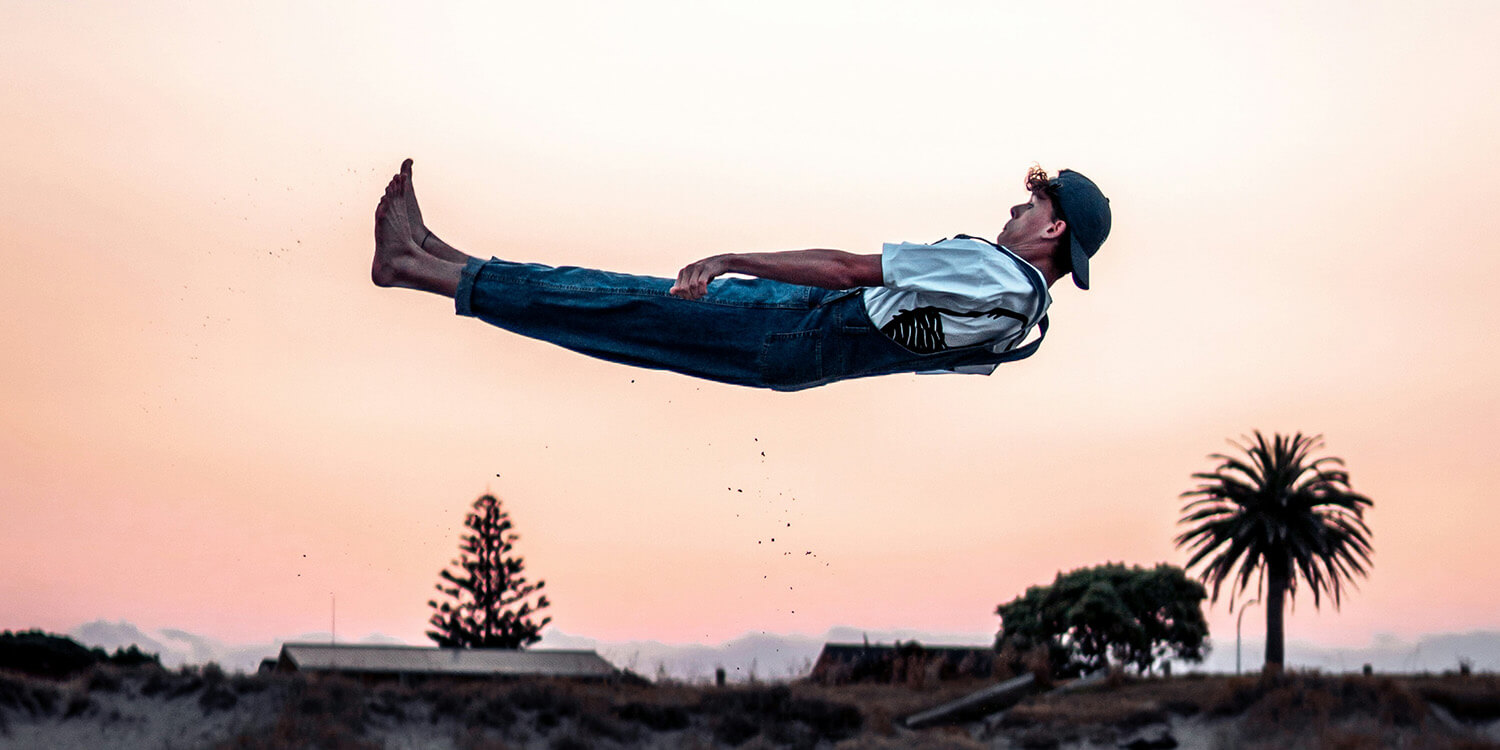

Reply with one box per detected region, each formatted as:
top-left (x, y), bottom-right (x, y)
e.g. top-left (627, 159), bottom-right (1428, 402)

top-left (372, 160), bottom-right (1109, 390)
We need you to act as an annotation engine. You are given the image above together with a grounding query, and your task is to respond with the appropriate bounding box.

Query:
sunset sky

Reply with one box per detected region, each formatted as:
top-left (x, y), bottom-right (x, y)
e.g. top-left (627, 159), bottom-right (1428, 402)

top-left (3, 1), bottom-right (1498, 667)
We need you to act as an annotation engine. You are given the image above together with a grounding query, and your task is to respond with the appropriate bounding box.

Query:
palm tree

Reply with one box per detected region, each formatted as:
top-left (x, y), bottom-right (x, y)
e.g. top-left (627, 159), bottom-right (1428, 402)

top-left (1175, 431), bottom-right (1373, 671)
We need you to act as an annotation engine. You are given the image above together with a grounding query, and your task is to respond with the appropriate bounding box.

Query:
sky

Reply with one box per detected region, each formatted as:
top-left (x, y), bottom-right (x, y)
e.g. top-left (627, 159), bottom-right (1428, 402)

top-left (3, 1), bottom-right (1498, 667)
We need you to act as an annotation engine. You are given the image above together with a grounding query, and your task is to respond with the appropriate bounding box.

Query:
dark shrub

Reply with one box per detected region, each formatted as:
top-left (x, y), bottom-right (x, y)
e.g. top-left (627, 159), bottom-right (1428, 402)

top-left (297, 677), bottom-right (365, 731)
top-left (1217, 673), bottom-right (1431, 737)
top-left (221, 676), bottom-right (373, 749)
top-left (86, 667), bottom-right (123, 693)
top-left (142, 668), bottom-right (204, 700)
top-left (0, 673), bottom-right (59, 717)
top-left (464, 696), bottom-right (517, 729)
top-left (62, 693), bottom-right (95, 719)
top-left (1163, 698), bottom-right (1200, 716)
top-left (1208, 676), bottom-right (1267, 717)
top-left (508, 682), bottom-right (579, 716)
top-left (699, 686), bottom-right (861, 744)
top-left (535, 708), bottom-right (561, 732)
top-left (1115, 706), bottom-right (1170, 731)
top-left (230, 673), bottom-right (266, 695)
top-left (549, 733), bottom-right (590, 750)
top-left (107, 645), bottom-right (161, 669)
top-left (700, 685), bottom-right (791, 715)
top-left (201, 662), bottom-right (226, 685)
top-left (0, 631), bottom-right (99, 679)
top-left (199, 684), bottom-right (238, 713)
top-left (1362, 678), bottom-right (1426, 727)
top-left (427, 685), bottom-right (472, 723)
top-left (765, 719), bottom-right (818, 749)
top-left (365, 688), bottom-right (406, 722)
top-left (615, 701), bottom-right (691, 731)
top-left (578, 711), bottom-right (639, 743)
top-left (713, 713), bottom-right (761, 746)
top-left (997, 710), bottom-right (1040, 729)
top-left (782, 694), bottom-right (862, 741)
top-left (1416, 676), bottom-right (1500, 721)
top-left (141, 670), bottom-right (169, 697)
top-left (0, 632), bottom-right (161, 680)
top-left (220, 703), bottom-right (382, 750)
top-left (1017, 728), bottom-right (1063, 749)
top-left (168, 672), bottom-right (205, 700)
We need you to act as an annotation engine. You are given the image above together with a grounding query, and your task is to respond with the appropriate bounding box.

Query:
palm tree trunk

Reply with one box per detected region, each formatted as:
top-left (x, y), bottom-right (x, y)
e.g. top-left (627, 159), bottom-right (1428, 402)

top-left (1264, 557), bottom-right (1288, 672)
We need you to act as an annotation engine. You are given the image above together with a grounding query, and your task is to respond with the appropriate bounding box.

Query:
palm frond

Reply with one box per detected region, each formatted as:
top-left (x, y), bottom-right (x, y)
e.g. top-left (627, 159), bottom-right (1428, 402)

top-left (1175, 430), bottom-right (1374, 612)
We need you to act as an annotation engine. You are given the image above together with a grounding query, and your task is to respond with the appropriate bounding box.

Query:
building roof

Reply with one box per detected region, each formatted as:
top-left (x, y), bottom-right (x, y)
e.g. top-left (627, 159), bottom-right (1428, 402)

top-left (808, 641), bottom-right (996, 684)
top-left (277, 643), bottom-right (617, 679)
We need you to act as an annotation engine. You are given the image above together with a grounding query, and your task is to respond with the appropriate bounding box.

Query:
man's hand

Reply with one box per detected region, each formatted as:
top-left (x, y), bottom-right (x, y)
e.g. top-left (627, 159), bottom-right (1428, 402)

top-left (669, 249), bottom-right (881, 300)
top-left (670, 254), bottom-right (732, 300)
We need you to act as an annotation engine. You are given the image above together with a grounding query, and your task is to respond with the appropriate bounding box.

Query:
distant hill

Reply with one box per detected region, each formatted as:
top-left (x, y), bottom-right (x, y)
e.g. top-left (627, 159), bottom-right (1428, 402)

top-left (64, 620), bottom-right (1500, 679)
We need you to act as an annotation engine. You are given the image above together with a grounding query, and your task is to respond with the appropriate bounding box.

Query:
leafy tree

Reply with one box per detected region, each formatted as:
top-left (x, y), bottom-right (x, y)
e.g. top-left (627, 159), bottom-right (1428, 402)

top-left (1175, 431), bottom-right (1373, 671)
top-left (994, 563), bottom-right (1209, 677)
top-left (427, 493), bottom-right (551, 648)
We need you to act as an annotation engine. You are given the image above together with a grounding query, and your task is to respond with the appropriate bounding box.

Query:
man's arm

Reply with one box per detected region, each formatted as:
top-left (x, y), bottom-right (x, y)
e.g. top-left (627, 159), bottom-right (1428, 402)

top-left (670, 249), bottom-right (882, 300)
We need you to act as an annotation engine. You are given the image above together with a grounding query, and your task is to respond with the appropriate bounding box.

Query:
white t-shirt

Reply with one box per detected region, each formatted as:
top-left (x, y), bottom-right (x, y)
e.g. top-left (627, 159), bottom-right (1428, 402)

top-left (861, 236), bottom-right (1050, 373)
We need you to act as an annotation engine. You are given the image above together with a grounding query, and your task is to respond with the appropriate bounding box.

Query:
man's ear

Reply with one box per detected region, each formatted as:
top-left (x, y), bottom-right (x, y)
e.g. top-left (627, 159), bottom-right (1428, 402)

top-left (1044, 219), bottom-right (1067, 240)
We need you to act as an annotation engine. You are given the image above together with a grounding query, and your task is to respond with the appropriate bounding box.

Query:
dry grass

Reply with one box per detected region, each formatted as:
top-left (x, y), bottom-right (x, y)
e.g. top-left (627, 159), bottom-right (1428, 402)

top-left (4, 665), bottom-right (1500, 749)
top-left (832, 730), bottom-right (988, 750)
top-left (201, 675), bottom-right (869, 748)
top-left (793, 678), bottom-right (994, 718)
top-left (1410, 674), bottom-right (1500, 721)
top-left (991, 671), bottom-right (1500, 750)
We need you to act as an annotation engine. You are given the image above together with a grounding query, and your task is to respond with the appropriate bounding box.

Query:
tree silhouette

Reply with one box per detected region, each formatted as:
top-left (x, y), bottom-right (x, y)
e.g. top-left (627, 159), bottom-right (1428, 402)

top-left (427, 493), bottom-right (551, 648)
top-left (1175, 432), bottom-right (1373, 671)
top-left (995, 563), bottom-right (1208, 677)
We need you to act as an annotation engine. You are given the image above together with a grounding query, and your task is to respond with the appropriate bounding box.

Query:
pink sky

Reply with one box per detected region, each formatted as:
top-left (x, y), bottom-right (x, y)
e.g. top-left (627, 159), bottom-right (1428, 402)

top-left (3, 2), bottom-right (1498, 659)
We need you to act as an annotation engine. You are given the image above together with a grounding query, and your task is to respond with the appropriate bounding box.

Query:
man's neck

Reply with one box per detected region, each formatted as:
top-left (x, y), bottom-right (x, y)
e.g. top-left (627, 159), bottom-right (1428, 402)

top-left (1006, 242), bottom-right (1064, 288)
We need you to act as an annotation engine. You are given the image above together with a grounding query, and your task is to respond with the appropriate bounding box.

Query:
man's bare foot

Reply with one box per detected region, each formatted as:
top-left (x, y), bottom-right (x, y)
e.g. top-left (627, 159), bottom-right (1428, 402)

top-left (399, 158), bottom-right (470, 264)
top-left (372, 174), bottom-right (425, 288)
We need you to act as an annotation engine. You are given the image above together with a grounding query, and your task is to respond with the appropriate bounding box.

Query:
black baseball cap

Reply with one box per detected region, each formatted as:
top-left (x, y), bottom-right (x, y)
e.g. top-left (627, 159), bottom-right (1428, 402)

top-left (1049, 170), bottom-right (1111, 290)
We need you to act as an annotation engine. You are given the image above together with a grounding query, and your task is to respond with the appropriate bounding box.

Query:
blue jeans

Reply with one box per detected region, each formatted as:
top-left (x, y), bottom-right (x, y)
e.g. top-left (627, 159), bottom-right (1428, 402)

top-left (455, 258), bottom-right (979, 390)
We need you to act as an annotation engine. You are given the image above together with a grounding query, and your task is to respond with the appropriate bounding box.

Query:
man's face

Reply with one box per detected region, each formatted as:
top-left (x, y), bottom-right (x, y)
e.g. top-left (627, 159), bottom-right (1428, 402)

top-left (995, 191), bottom-right (1062, 248)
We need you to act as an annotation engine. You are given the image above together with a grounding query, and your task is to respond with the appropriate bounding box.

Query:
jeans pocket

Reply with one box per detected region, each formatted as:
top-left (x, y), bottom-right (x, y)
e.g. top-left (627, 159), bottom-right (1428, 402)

top-left (759, 330), bottom-right (823, 390)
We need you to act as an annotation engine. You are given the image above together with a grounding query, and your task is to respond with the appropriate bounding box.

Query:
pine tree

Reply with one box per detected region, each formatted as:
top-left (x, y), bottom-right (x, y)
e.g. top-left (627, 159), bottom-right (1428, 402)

top-left (427, 493), bottom-right (551, 648)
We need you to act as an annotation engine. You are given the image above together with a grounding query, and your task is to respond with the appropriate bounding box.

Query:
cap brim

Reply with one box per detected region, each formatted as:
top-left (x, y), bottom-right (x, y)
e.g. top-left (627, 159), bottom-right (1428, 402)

top-left (1070, 235), bottom-right (1090, 290)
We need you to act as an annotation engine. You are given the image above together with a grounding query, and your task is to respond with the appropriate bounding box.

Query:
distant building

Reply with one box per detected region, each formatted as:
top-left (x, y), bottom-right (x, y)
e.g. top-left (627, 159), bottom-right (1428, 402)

top-left (808, 641), bottom-right (995, 685)
top-left (274, 643), bottom-right (620, 684)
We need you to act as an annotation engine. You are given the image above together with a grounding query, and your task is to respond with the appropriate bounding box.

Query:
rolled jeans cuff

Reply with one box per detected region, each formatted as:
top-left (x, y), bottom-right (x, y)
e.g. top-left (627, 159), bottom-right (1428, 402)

top-left (454, 257), bottom-right (489, 317)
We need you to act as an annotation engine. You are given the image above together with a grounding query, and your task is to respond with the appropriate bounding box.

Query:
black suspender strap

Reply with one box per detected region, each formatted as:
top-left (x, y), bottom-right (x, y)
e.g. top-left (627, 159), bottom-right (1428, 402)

top-left (986, 314), bottom-right (1048, 363)
top-left (944, 234), bottom-right (1052, 366)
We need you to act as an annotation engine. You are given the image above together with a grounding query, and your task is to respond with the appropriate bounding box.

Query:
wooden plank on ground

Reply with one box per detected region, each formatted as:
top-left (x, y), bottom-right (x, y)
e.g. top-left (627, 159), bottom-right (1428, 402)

top-left (979, 669), bottom-right (1110, 734)
top-left (903, 673), bottom-right (1037, 729)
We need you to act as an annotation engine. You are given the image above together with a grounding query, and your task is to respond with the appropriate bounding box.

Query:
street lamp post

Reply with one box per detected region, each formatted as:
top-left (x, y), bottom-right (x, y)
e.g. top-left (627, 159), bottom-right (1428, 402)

top-left (1236, 598), bottom-right (1260, 675)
